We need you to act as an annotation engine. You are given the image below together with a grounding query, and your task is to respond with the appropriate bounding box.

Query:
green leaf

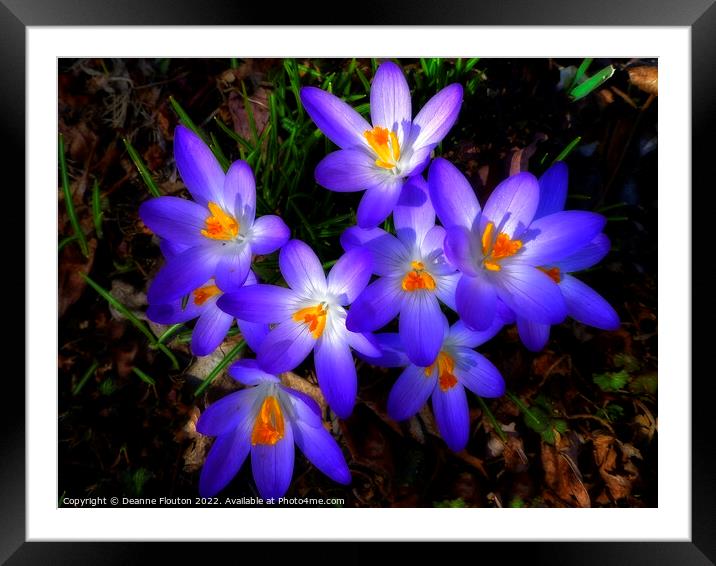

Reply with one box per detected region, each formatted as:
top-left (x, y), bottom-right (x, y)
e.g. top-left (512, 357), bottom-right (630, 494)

top-left (570, 58), bottom-right (593, 90)
top-left (553, 135), bottom-right (582, 163)
top-left (433, 498), bottom-right (467, 508)
top-left (72, 360), bottom-right (99, 396)
top-left (132, 367), bottom-right (156, 386)
top-left (194, 340), bottom-right (246, 396)
top-left (59, 133), bottom-right (90, 257)
top-left (593, 369), bottom-right (630, 392)
top-left (123, 138), bottom-right (161, 197)
top-left (569, 65), bottom-right (615, 101)
top-left (91, 178), bottom-right (103, 239)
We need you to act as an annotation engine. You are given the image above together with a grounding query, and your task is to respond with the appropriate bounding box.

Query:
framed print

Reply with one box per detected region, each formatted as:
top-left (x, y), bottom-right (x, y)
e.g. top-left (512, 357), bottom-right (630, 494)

top-left (6, 0), bottom-right (715, 563)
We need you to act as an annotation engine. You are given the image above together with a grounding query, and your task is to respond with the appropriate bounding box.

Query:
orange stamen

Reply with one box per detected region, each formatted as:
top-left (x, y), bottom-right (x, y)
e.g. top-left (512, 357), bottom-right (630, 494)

top-left (192, 283), bottom-right (222, 306)
top-left (425, 352), bottom-right (459, 391)
top-left (201, 202), bottom-right (239, 241)
top-left (481, 221), bottom-right (522, 272)
top-left (538, 266), bottom-right (561, 284)
top-left (364, 126), bottom-right (401, 170)
top-left (292, 304), bottom-right (328, 339)
top-left (251, 396), bottom-right (285, 446)
top-left (401, 261), bottom-right (437, 292)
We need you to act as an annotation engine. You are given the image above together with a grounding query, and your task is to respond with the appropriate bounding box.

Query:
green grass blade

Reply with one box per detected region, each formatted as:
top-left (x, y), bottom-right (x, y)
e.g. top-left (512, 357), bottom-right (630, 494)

top-left (123, 138), bottom-right (161, 197)
top-left (477, 396), bottom-right (508, 443)
top-left (132, 367), bottom-right (157, 386)
top-left (570, 58), bottom-right (593, 90)
top-left (194, 340), bottom-right (246, 396)
top-left (168, 96), bottom-right (208, 142)
top-left (506, 391), bottom-right (543, 428)
top-left (72, 360), bottom-right (99, 396)
top-left (214, 116), bottom-right (254, 152)
top-left (553, 135), bottom-right (582, 163)
top-left (91, 178), bottom-right (103, 239)
top-left (59, 133), bottom-right (90, 257)
top-left (569, 65), bottom-right (615, 101)
top-left (154, 323), bottom-right (185, 346)
top-left (58, 235), bottom-right (78, 253)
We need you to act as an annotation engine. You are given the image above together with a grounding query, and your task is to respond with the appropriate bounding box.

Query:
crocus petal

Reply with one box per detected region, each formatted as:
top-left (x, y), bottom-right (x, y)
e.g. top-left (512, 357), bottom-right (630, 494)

top-left (300, 86), bottom-right (371, 149)
top-left (535, 161), bottom-right (568, 219)
top-left (340, 227), bottom-right (408, 277)
top-left (249, 215), bottom-right (290, 255)
top-left (139, 196), bottom-right (210, 246)
top-left (191, 305), bottom-right (234, 357)
top-left (346, 277), bottom-right (403, 332)
top-left (346, 330), bottom-right (382, 358)
top-left (315, 149), bottom-right (387, 192)
top-left (393, 176), bottom-right (435, 245)
top-left (357, 333), bottom-right (410, 368)
top-left (223, 159), bottom-right (256, 217)
top-left (410, 83), bottom-right (463, 149)
top-left (516, 316), bottom-right (551, 352)
top-left (519, 211), bottom-right (607, 265)
top-left (237, 319), bottom-right (270, 354)
top-left (159, 239), bottom-right (188, 259)
top-left (481, 172), bottom-right (539, 238)
top-left (283, 387), bottom-right (323, 428)
top-left (560, 274), bottom-right (620, 330)
top-left (444, 226), bottom-right (479, 276)
top-left (228, 359), bottom-right (279, 386)
top-left (399, 292), bottom-right (447, 366)
top-left (214, 245), bottom-right (251, 292)
top-left (555, 233), bottom-right (611, 273)
top-left (455, 274), bottom-right (498, 331)
top-left (448, 318), bottom-right (504, 349)
top-left (432, 384), bottom-right (469, 451)
top-left (454, 348), bottom-right (505, 398)
top-left (146, 296), bottom-right (205, 325)
top-left (435, 272), bottom-right (459, 311)
top-left (428, 157), bottom-right (480, 230)
top-left (147, 245), bottom-right (218, 304)
top-left (280, 239), bottom-right (327, 296)
top-left (401, 145), bottom-right (433, 178)
top-left (251, 423), bottom-right (295, 500)
top-left (315, 331), bottom-right (357, 418)
top-left (327, 247), bottom-right (373, 305)
top-left (292, 419), bottom-right (351, 484)
top-left (493, 264), bottom-right (567, 324)
top-left (257, 319), bottom-right (316, 374)
top-left (217, 284), bottom-right (297, 323)
top-left (421, 225), bottom-right (448, 258)
top-left (387, 364), bottom-right (436, 421)
top-left (356, 179), bottom-right (403, 229)
top-left (174, 125), bottom-right (225, 208)
top-left (370, 61), bottom-right (411, 142)
top-left (196, 388), bottom-right (258, 436)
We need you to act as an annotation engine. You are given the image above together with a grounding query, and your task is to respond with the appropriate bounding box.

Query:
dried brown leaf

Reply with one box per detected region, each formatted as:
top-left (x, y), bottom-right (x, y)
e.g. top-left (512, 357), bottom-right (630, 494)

top-left (628, 66), bottom-right (658, 95)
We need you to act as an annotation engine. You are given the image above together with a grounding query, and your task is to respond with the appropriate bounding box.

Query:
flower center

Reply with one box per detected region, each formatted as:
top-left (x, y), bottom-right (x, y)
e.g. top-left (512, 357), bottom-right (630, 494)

top-left (481, 221), bottom-right (522, 271)
top-left (292, 303), bottom-right (329, 339)
top-left (251, 396), bottom-right (285, 446)
top-left (538, 266), bottom-right (562, 284)
top-left (364, 126), bottom-right (401, 170)
top-left (202, 202), bottom-right (239, 241)
top-left (425, 351), bottom-right (458, 391)
top-left (401, 260), bottom-right (437, 292)
top-left (192, 282), bottom-right (222, 306)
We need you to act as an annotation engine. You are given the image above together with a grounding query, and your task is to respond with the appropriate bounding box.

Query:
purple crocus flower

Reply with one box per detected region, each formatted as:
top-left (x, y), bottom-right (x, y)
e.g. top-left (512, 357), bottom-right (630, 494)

top-left (197, 360), bottom-right (351, 499)
top-left (301, 61), bottom-right (463, 228)
top-left (359, 317), bottom-right (506, 452)
top-left (428, 157), bottom-right (607, 332)
top-left (140, 126), bottom-right (290, 303)
top-left (342, 176), bottom-right (459, 367)
top-left (217, 240), bottom-right (378, 418)
top-left (514, 163), bottom-right (620, 350)
top-left (147, 271), bottom-right (268, 357)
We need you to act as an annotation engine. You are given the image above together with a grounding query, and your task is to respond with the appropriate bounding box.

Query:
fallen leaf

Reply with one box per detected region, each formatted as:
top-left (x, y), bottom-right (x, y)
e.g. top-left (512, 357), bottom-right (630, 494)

top-left (628, 66), bottom-right (658, 95)
top-left (541, 431), bottom-right (590, 507)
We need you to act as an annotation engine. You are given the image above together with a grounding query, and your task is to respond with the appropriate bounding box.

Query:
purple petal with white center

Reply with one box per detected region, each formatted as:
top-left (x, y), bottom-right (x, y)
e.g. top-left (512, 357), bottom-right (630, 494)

top-left (555, 233), bottom-right (611, 273)
top-left (196, 388), bottom-right (258, 437)
top-left (428, 157), bottom-right (481, 230)
top-left (480, 172), bottom-right (540, 239)
top-left (357, 333), bottom-right (410, 368)
top-left (199, 424), bottom-right (252, 497)
top-left (432, 384), bottom-right (470, 451)
top-left (400, 145), bottom-right (433, 178)
top-left (300, 86), bottom-right (371, 149)
top-left (315, 331), bottom-right (357, 418)
top-left (454, 348), bottom-right (505, 398)
top-left (444, 225), bottom-right (479, 276)
top-left (283, 387), bottom-right (323, 428)
top-left (535, 161), bottom-right (568, 219)
top-left (280, 239), bottom-right (327, 296)
top-left (410, 83), bottom-right (463, 150)
top-left (251, 423), bottom-right (295, 500)
top-left (370, 61), bottom-right (412, 141)
top-left (223, 159), bottom-right (256, 217)
top-left (394, 176), bottom-right (435, 245)
top-left (519, 211), bottom-right (607, 265)
top-left (237, 319), bottom-right (270, 354)
top-left (214, 244), bottom-right (251, 292)
top-left (448, 317), bottom-right (505, 349)
top-left (516, 316), bottom-right (551, 352)
top-left (560, 274), bottom-right (620, 330)
top-left (314, 149), bottom-right (387, 192)
top-left (421, 225), bottom-right (448, 258)
top-left (327, 247), bottom-right (373, 305)
top-left (292, 419), bottom-right (351, 484)
top-left (399, 292), bottom-right (448, 366)
top-left (356, 178), bottom-right (404, 229)
top-left (346, 277), bottom-right (403, 332)
top-left (455, 274), bottom-right (498, 331)
top-left (340, 227), bottom-right (408, 277)
top-left (249, 214), bottom-right (290, 255)
top-left (139, 196), bottom-right (210, 247)
top-left (493, 263), bottom-right (567, 324)
top-left (217, 284), bottom-right (297, 323)
top-left (435, 272), bottom-right (459, 311)
top-left (147, 245), bottom-right (218, 304)
top-left (257, 319), bottom-right (316, 374)
top-left (228, 359), bottom-right (279, 386)
top-left (174, 125), bottom-right (225, 208)
top-left (387, 364), bottom-right (436, 421)
top-left (191, 304), bottom-right (234, 357)
top-left (346, 330), bottom-right (382, 358)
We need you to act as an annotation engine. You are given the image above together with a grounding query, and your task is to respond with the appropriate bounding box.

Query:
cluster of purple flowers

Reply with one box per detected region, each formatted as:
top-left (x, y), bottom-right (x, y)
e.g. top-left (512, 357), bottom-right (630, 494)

top-left (140, 61), bottom-right (619, 501)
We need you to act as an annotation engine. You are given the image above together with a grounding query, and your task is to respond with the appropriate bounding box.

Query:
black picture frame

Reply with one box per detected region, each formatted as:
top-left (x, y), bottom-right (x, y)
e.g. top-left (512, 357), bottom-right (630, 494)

top-left (6, 1), bottom-right (714, 563)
